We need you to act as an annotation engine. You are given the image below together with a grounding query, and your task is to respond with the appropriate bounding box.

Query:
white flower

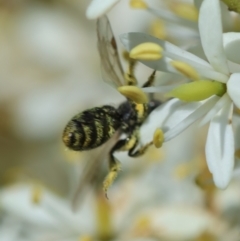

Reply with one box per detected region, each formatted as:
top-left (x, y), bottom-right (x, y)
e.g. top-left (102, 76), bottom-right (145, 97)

top-left (86, 0), bottom-right (120, 19)
top-left (120, 0), bottom-right (240, 189)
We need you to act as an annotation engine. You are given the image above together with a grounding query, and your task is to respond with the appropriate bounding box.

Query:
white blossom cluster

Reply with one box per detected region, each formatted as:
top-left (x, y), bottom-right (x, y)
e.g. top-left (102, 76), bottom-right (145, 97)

top-left (88, 0), bottom-right (240, 190)
top-left (1, 0), bottom-right (240, 241)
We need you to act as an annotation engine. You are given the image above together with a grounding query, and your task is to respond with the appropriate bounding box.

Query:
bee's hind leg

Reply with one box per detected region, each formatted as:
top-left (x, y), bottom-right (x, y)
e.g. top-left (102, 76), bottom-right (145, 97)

top-left (103, 139), bottom-right (125, 198)
top-left (103, 130), bottom-right (153, 197)
top-left (103, 131), bottom-right (139, 197)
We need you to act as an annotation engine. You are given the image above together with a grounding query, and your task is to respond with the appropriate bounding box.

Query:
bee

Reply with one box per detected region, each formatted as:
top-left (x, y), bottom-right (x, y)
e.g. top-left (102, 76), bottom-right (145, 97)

top-left (62, 15), bottom-right (161, 203)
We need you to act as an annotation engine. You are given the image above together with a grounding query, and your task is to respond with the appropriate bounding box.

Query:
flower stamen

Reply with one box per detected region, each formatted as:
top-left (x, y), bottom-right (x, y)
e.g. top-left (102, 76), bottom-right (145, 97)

top-left (130, 0), bottom-right (148, 9)
top-left (130, 42), bottom-right (163, 60)
top-left (118, 86), bottom-right (148, 103)
top-left (170, 61), bottom-right (200, 81)
top-left (153, 128), bottom-right (164, 148)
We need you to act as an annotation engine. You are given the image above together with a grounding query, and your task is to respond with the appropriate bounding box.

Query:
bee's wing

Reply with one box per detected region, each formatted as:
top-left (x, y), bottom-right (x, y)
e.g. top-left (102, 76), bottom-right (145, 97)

top-left (71, 131), bottom-right (120, 211)
top-left (97, 15), bottom-right (124, 88)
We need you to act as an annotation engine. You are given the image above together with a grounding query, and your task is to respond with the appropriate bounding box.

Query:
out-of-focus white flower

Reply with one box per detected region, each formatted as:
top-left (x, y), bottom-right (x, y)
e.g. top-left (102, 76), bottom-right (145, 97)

top-left (0, 176), bottom-right (228, 241)
top-left (0, 184), bottom-right (96, 241)
top-left (86, 0), bottom-right (120, 19)
top-left (120, 0), bottom-right (240, 189)
top-left (130, 0), bottom-right (199, 49)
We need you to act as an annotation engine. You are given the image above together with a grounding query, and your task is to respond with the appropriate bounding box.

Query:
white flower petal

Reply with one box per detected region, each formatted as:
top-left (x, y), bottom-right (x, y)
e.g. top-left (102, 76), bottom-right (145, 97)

top-left (0, 185), bottom-right (57, 227)
top-left (140, 96), bottom-right (219, 145)
top-left (223, 32), bottom-right (240, 65)
top-left (228, 60), bottom-right (240, 73)
top-left (194, 0), bottom-right (203, 10)
top-left (120, 33), bottom-right (228, 83)
top-left (148, 8), bottom-right (198, 30)
top-left (200, 94), bottom-right (229, 126)
top-left (205, 99), bottom-right (234, 189)
top-left (164, 96), bottom-right (218, 141)
top-left (121, 33), bottom-right (211, 68)
top-left (227, 73), bottom-right (240, 109)
top-left (140, 98), bottom-right (183, 144)
top-left (199, 0), bottom-right (229, 75)
top-left (86, 0), bottom-right (120, 19)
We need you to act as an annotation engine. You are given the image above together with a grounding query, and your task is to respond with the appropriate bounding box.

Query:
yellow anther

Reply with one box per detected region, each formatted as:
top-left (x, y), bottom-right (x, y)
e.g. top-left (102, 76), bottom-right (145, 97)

top-left (133, 216), bottom-right (151, 236)
top-left (122, 51), bottom-right (131, 61)
top-left (153, 128), bottom-right (164, 148)
top-left (221, 0), bottom-right (240, 14)
top-left (96, 195), bottom-right (113, 240)
top-left (130, 0), bottom-right (148, 9)
top-left (169, 2), bottom-right (198, 21)
top-left (150, 20), bottom-right (167, 40)
top-left (167, 80), bottom-right (226, 102)
top-left (31, 185), bottom-right (43, 204)
top-left (170, 61), bottom-right (199, 81)
top-left (174, 163), bottom-right (192, 180)
top-left (130, 42), bottom-right (163, 60)
top-left (235, 149), bottom-right (240, 159)
top-left (79, 235), bottom-right (93, 241)
top-left (118, 86), bottom-right (148, 103)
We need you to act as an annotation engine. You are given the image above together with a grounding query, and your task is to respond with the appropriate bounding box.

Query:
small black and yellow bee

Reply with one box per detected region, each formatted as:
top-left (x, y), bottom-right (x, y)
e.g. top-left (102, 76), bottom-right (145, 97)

top-left (62, 15), bottom-right (161, 202)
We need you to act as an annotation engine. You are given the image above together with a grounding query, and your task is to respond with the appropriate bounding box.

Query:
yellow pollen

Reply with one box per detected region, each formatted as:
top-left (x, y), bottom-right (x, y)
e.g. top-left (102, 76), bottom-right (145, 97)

top-left (31, 184), bottom-right (43, 204)
top-left (130, 42), bottom-right (163, 60)
top-left (167, 80), bottom-right (226, 102)
top-left (170, 61), bottom-right (199, 81)
top-left (130, 0), bottom-right (148, 9)
top-left (153, 128), bottom-right (164, 148)
top-left (79, 235), bottom-right (93, 241)
top-left (150, 19), bottom-right (167, 40)
top-left (95, 195), bottom-right (113, 240)
top-left (235, 149), bottom-right (240, 159)
top-left (169, 2), bottom-right (198, 21)
top-left (118, 86), bottom-right (148, 103)
top-left (221, 0), bottom-right (240, 14)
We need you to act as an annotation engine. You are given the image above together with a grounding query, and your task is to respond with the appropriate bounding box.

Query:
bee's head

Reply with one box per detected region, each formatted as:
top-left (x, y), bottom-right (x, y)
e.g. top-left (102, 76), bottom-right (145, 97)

top-left (62, 121), bottom-right (83, 151)
top-left (148, 99), bottom-right (161, 114)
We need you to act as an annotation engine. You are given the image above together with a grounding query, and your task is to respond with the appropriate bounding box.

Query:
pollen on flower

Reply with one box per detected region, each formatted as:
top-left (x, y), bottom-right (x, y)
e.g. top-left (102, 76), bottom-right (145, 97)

top-left (169, 2), bottom-right (199, 21)
top-left (221, 0), bottom-right (240, 14)
top-left (234, 149), bottom-right (240, 159)
top-left (150, 20), bottom-right (167, 40)
top-left (31, 184), bottom-right (43, 204)
top-left (170, 61), bottom-right (199, 81)
top-left (167, 80), bottom-right (226, 102)
top-left (79, 235), bottom-right (94, 241)
top-left (174, 163), bottom-right (192, 180)
top-left (130, 0), bottom-right (148, 9)
top-left (130, 42), bottom-right (163, 60)
top-left (153, 128), bottom-right (164, 148)
top-left (118, 86), bottom-right (148, 103)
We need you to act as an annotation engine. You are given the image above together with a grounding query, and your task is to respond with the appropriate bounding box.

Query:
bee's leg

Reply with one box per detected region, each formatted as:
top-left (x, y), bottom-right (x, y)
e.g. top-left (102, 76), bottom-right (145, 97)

top-left (123, 51), bottom-right (138, 86)
top-left (121, 129), bottom-right (153, 157)
top-left (128, 141), bottom-right (153, 157)
top-left (103, 139), bottom-right (126, 197)
top-left (142, 70), bottom-right (156, 88)
top-left (103, 130), bottom-right (140, 196)
top-left (142, 70), bottom-right (156, 100)
top-left (103, 130), bottom-right (152, 196)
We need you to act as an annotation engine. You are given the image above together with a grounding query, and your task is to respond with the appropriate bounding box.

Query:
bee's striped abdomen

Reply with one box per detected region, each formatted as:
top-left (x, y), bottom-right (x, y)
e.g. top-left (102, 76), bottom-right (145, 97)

top-left (62, 105), bottom-right (121, 151)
